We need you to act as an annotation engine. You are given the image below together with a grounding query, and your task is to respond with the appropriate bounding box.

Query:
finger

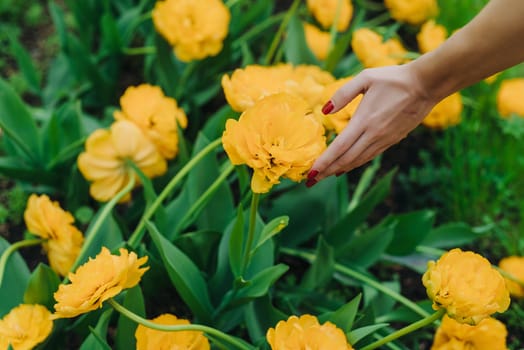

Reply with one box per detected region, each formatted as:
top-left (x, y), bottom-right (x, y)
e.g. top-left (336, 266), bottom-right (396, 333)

top-left (322, 131), bottom-right (378, 176)
top-left (308, 118), bottom-right (366, 181)
top-left (337, 142), bottom-right (390, 175)
top-left (322, 72), bottom-right (369, 114)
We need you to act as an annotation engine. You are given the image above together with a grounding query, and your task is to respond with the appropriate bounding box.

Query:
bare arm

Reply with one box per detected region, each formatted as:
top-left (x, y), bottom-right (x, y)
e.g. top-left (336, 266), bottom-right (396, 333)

top-left (413, 0), bottom-right (524, 100)
top-left (307, 0), bottom-right (524, 187)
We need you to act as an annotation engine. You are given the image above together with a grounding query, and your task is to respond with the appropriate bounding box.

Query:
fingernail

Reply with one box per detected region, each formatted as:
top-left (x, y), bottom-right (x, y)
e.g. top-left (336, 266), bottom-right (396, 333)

top-left (336, 171), bottom-right (344, 177)
top-left (321, 101), bottom-right (334, 114)
top-left (306, 178), bottom-right (318, 188)
top-left (307, 170), bottom-right (319, 179)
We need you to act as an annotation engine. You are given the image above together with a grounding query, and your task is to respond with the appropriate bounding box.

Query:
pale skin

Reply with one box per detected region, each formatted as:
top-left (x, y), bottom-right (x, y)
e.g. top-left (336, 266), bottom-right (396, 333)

top-left (306, 0), bottom-right (524, 187)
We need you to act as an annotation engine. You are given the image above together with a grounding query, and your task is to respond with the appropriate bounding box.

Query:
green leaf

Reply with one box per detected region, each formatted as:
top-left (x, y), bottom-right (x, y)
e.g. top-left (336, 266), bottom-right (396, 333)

top-left (185, 134), bottom-right (235, 233)
top-left (283, 14), bottom-right (321, 65)
top-left (79, 308), bottom-right (113, 350)
top-left (147, 221), bottom-right (214, 323)
top-left (338, 220), bottom-right (395, 268)
top-left (0, 237), bottom-right (30, 317)
top-left (74, 210), bottom-right (124, 268)
top-left (0, 78), bottom-right (42, 164)
top-left (229, 206), bottom-right (244, 278)
top-left (174, 230), bottom-right (222, 273)
top-left (0, 156), bottom-right (56, 185)
top-left (420, 222), bottom-right (480, 248)
top-left (100, 12), bottom-right (122, 55)
top-left (115, 286), bottom-right (145, 350)
top-left (23, 263), bottom-right (60, 310)
top-left (385, 210), bottom-right (435, 256)
top-left (319, 294), bottom-right (362, 333)
top-left (253, 216), bottom-right (289, 253)
top-left (300, 236), bottom-right (335, 290)
top-left (244, 296), bottom-right (287, 344)
top-left (327, 169), bottom-right (396, 250)
top-left (8, 36), bottom-right (41, 94)
top-left (235, 264), bottom-right (289, 302)
top-left (347, 323), bottom-right (389, 345)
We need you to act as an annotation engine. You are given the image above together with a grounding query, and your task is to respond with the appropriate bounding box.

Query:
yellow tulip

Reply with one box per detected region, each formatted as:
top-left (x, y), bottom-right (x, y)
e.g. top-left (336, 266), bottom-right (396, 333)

top-left (24, 194), bottom-right (84, 276)
top-left (114, 84), bottom-right (187, 160)
top-left (267, 314), bottom-right (353, 350)
top-left (152, 0), bottom-right (230, 62)
top-left (431, 315), bottom-right (508, 350)
top-left (53, 247), bottom-right (149, 319)
top-left (222, 93), bottom-right (326, 193)
top-left (135, 314), bottom-right (210, 350)
top-left (422, 248), bottom-right (510, 325)
top-left (0, 304), bottom-right (53, 350)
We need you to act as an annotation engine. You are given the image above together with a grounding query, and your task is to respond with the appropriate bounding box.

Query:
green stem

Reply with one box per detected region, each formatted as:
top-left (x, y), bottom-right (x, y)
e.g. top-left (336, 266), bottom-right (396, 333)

top-left (232, 14), bottom-right (286, 50)
top-left (108, 299), bottom-right (252, 350)
top-left (174, 163), bottom-right (235, 236)
top-left (280, 248), bottom-right (431, 318)
top-left (66, 172), bottom-right (136, 281)
top-left (122, 46), bottom-right (157, 56)
top-left (127, 138), bottom-right (222, 249)
top-left (263, 0), bottom-right (301, 65)
top-left (360, 309), bottom-right (445, 350)
top-left (0, 239), bottom-right (44, 287)
top-left (241, 192), bottom-right (260, 275)
top-left (415, 245), bottom-right (445, 257)
top-left (495, 267), bottom-right (524, 288)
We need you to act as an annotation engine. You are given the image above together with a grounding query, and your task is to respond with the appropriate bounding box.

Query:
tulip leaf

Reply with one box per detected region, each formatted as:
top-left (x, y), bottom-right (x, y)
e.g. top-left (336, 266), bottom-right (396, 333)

top-left (235, 264), bottom-right (289, 302)
top-left (185, 134), bottom-right (235, 233)
top-left (244, 296), bottom-right (287, 344)
top-left (420, 222), bottom-right (481, 248)
top-left (300, 236), bottom-right (335, 290)
top-left (147, 221), bottom-right (214, 323)
top-left (319, 294), bottom-right (362, 333)
top-left (8, 35), bottom-right (41, 94)
top-left (338, 220), bottom-right (395, 268)
top-left (253, 215), bottom-right (289, 253)
top-left (0, 237), bottom-right (30, 317)
top-left (283, 14), bottom-right (320, 65)
top-left (0, 78), bottom-right (42, 165)
top-left (385, 210), bottom-right (435, 256)
top-left (347, 323), bottom-right (389, 345)
top-left (79, 308), bottom-right (113, 350)
top-left (23, 263), bottom-right (60, 310)
top-left (174, 230), bottom-right (222, 273)
top-left (327, 168), bottom-right (396, 252)
top-left (115, 286), bottom-right (145, 350)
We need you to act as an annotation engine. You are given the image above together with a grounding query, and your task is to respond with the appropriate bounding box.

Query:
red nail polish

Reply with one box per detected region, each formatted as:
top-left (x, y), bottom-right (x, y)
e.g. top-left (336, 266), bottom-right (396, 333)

top-left (307, 170), bottom-right (319, 179)
top-left (306, 178), bottom-right (318, 188)
top-left (321, 101), bottom-right (334, 114)
top-left (336, 171), bottom-right (344, 177)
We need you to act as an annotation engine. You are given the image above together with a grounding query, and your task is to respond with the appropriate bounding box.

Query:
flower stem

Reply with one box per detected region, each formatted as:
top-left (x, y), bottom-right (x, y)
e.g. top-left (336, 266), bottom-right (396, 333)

top-left (122, 46), bottom-right (157, 56)
top-left (0, 238), bottom-right (44, 287)
top-left (174, 162), bottom-right (235, 236)
top-left (127, 138), bottom-right (222, 249)
top-left (66, 172), bottom-right (136, 281)
top-left (241, 192), bottom-right (260, 276)
top-left (232, 14), bottom-right (286, 50)
top-left (360, 309), bottom-right (445, 350)
top-left (108, 299), bottom-right (253, 350)
top-left (263, 0), bottom-right (301, 65)
top-left (280, 247), bottom-right (431, 318)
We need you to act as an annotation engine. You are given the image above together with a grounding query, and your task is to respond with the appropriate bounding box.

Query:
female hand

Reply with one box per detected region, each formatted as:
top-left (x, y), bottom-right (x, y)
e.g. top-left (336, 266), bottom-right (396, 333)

top-left (306, 63), bottom-right (439, 187)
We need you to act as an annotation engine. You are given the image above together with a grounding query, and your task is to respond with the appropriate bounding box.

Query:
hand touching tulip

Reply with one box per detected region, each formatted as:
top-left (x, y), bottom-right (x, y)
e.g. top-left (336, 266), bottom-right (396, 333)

top-left (306, 64), bottom-right (436, 186)
top-left (307, 0), bottom-right (524, 187)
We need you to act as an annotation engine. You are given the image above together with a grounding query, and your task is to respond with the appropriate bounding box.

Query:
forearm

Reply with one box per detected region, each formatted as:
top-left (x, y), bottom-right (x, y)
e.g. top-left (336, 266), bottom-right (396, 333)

top-left (410, 0), bottom-right (524, 100)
